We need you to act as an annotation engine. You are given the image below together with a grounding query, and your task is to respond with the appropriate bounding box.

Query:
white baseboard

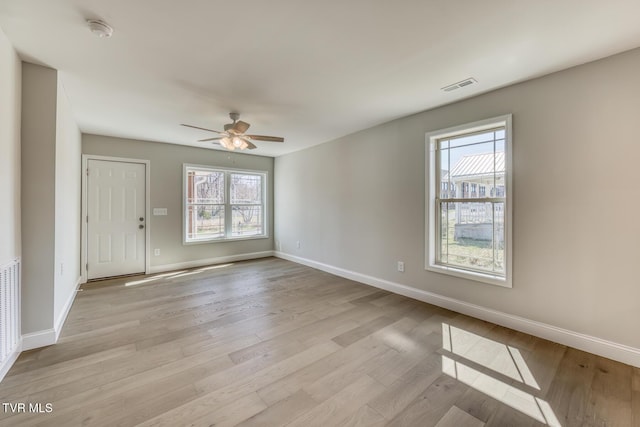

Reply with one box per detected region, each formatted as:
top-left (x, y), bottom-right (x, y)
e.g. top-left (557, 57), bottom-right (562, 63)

top-left (0, 340), bottom-right (22, 383)
top-left (275, 251), bottom-right (640, 368)
top-left (22, 329), bottom-right (56, 351)
top-left (13, 277), bottom-right (81, 357)
top-left (54, 276), bottom-right (82, 341)
top-left (148, 251), bottom-right (275, 274)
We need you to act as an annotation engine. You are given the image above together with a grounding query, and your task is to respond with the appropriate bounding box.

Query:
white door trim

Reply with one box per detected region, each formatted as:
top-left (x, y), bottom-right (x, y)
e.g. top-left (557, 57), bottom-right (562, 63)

top-left (81, 154), bottom-right (151, 283)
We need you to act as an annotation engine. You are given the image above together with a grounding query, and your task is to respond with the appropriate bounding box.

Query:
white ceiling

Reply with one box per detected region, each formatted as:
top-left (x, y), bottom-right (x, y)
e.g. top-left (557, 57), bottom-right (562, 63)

top-left (1, 1), bottom-right (639, 157)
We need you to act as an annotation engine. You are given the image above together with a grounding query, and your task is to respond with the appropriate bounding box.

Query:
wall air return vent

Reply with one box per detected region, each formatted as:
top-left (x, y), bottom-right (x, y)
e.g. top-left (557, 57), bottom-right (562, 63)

top-left (442, 78), bottom-right (477, 92)
top-left (0, 258), bottom-right (20, 381)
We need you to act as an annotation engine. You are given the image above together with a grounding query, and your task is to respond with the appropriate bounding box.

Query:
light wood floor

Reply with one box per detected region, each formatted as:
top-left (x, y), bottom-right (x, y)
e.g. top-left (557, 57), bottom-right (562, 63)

top-left (0, 258), bottom-right (638, 426)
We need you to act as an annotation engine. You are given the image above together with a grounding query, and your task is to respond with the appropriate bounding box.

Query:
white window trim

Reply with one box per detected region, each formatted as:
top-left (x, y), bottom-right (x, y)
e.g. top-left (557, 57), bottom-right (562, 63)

top-left (425, 115), bottom-right (513, 288)
top-left (183, 164), bottom-right (269, 245)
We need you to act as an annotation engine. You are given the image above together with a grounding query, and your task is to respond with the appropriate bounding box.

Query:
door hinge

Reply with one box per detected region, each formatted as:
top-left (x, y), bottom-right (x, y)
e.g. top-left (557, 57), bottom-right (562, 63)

top-left (86, 168), bottom-right (89, 176)
top-left (86, 215), bottom-right (89, 223)
top-left (86, 263), bottom-right (89, 271)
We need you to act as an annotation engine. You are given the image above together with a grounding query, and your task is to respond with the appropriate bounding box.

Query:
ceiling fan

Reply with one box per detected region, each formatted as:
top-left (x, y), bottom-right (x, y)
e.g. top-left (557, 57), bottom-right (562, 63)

top-left (181, 112), bottom-right (284, 151)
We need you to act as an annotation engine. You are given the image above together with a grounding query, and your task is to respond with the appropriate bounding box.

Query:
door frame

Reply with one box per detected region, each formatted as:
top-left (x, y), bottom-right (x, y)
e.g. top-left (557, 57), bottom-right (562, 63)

top-left (81, 154), bottom-right (151, 283)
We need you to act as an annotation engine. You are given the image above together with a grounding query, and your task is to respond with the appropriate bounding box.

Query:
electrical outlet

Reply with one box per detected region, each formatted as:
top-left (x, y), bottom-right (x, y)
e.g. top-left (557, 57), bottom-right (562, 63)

top-left (275, 240), bottom-right (281, 251)
top-left (397, 261), bottom-right (405, 272)
top-left (296, 241), bottom-right (301, 249)
top-left (154, 249), bottom-right (161, 256)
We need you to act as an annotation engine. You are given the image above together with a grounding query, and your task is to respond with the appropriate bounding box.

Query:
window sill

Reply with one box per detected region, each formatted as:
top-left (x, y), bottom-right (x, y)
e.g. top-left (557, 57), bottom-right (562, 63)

top-left (426, 263), bottom-right (512, 288)
top-left (184, 234), bottom-right (269, 245)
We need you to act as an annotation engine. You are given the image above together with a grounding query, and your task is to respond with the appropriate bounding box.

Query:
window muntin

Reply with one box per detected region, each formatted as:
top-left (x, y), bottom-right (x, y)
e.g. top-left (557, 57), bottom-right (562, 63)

top-left (426, 115), bottom-right (512, 287)
top-left (184, 166), bottom-right (267, 243)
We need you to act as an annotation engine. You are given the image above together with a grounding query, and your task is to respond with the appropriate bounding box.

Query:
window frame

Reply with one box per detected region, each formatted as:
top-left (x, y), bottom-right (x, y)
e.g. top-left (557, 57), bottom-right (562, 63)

top-left (425, 115), bottom-right (513, 288)
top-left (183, 164), bottom-right (269, 244)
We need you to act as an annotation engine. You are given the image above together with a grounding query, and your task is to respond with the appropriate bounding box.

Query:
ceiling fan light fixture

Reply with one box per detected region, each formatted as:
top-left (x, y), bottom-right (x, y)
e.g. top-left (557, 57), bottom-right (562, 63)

top-left (220, 136), bottom-right (233, 150)
top-left (232, 137), bottom-right (243, 148)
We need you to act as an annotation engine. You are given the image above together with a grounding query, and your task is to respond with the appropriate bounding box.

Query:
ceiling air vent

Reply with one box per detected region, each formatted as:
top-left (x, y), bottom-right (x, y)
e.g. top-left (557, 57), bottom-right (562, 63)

top-left (442, 78), bottom-right (477, 92)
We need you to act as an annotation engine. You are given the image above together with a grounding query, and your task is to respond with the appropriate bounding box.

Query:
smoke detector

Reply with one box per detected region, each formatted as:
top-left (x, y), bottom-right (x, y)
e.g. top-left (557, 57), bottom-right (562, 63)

top-left (87, 20), bottom-right (113, 38)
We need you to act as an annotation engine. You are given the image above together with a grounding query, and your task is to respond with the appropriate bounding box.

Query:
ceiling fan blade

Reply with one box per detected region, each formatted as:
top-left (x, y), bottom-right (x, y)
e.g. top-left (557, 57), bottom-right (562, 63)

top-left (231, 120), bottom-right (250, 134)
top-left (181, 124), bottom-right (224, 134)
top-left (198, 137), bottom-right (223, 142)
top-left (242, 138), bottom-right (257, 150)
top-left (246, 134), bottom-right (285, 142)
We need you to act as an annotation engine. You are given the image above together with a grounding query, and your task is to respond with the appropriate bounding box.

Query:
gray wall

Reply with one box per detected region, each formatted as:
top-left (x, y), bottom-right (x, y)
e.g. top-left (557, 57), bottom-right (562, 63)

top-left (21, 63), bottom-right (57, 334)
top-left (82, 135), bottom-right (275, 269)
top-left (54, 78), bottom-right (81, 325)
top-left (21, 62), bottom-right (81, 336)
top-left (275, 47), bottom-right (640, 349)
top-left (0, 27), bottom-right (21, 266)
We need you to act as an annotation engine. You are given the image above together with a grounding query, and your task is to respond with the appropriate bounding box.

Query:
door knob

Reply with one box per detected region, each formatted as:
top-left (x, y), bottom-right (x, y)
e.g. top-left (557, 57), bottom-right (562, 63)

top-left (139, 217), bottom-right (144, 221)
top-left (139, 224), bottom-right (144, 229)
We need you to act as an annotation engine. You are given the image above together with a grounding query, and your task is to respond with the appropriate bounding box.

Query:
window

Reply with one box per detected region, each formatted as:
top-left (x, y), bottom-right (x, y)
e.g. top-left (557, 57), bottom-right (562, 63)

top-left (426, 115), bottom-right (512, 287)
top-left (184, 165), bottom-right (267, 243)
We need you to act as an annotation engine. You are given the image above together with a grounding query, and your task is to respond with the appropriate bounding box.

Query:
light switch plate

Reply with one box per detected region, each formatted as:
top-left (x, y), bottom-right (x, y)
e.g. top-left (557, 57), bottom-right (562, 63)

top-left (153, 208), bottom-right (168, 216)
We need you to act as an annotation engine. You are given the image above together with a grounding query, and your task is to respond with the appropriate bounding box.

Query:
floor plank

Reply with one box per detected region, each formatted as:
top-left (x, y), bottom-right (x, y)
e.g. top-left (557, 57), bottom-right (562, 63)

top-left (237, 389), bottom-right (317, 427)
top-left (286, 375), bottom-right (386, 427)
top-left (435, 406), bottom-right (485, 427)
top-left (386, 374), bottom-right (469, 427)
top-left (543, 347), bottom-right (597, 427)
top-left (632, 368), bottom-right (640, 427)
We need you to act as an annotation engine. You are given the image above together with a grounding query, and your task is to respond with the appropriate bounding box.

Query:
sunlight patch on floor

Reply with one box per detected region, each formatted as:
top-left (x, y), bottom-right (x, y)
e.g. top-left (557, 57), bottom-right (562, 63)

top-left (442, 323), bottom-right (539, 389)
top-left (124, 263), bottom-right (234, 286)
top-left (195, 263), bottom-right (234, 271)
top-left (441, 323), bottom-right (559, 426)
top-left (125, 271), bottom-right (186, 286)
top-left (442, 355), bottom-right (560, 426)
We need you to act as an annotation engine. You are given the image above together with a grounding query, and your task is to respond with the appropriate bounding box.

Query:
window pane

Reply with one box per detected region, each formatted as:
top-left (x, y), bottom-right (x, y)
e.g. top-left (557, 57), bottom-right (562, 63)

top-left (448, 130), bottom-right (498, 148)
top-left (439, 149), bottom-right (451, 198)
top-left (439, 202), bottom-right (452, 264)
top-left (232, 206), bottom-right (263, 237)
top-left (446, 141), bottom-right (507, 199)
top-left (230, 174), bottom-right (262, 204)
top-left (440, 202), bottom-right (496, 273)
top-left (188, 170), bottom-right (224, 204)
top-left (186, 205), bottom-right (224, 240)
top-left (448, 141), bottom-right (496, 197)
top-left (493, 142), bottom-right (506, 197)
top-left (493, 202), bottom-right (505, 273)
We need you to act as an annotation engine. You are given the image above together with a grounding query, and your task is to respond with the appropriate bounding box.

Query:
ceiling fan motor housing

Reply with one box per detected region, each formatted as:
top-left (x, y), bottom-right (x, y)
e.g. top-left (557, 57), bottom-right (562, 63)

top-left (225, 112), bottom-right (240, 131)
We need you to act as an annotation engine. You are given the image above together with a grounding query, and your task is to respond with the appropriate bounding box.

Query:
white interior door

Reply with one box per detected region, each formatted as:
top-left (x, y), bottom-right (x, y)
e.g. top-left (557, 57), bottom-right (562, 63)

top-left (87, 159), bottom-right (146, 280)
